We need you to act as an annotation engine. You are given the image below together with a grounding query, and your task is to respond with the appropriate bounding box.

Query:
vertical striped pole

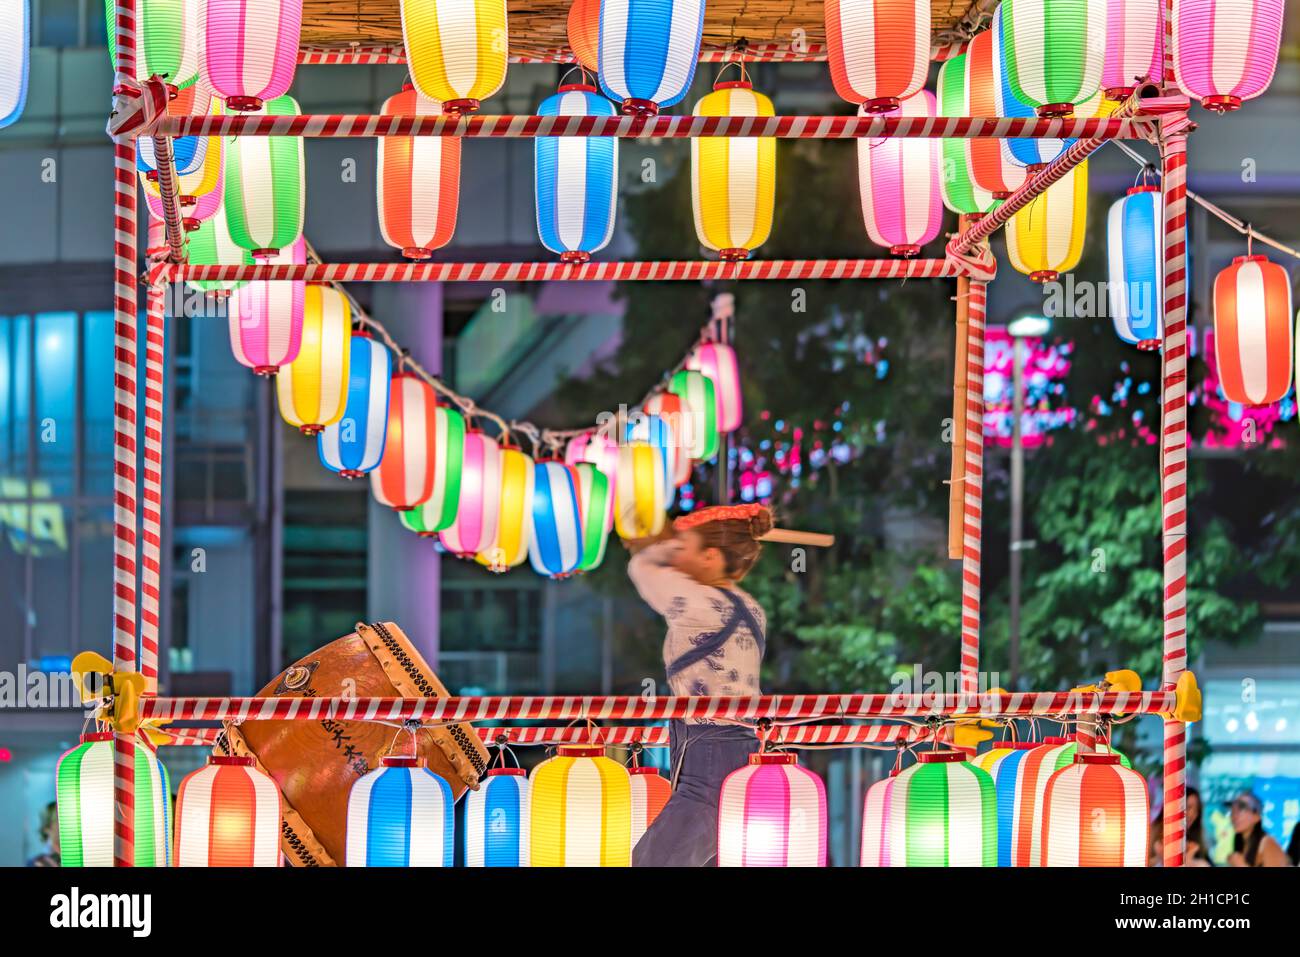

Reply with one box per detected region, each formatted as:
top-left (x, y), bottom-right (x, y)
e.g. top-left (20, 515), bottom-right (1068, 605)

top-left (111, 0), bottom-right (139, 868)
top-left (140, 220), bottom-right (167, 695)
top-left (960, 279), bottom-right (987, 697)
top-left (948, 231), bottom-right (971, 561)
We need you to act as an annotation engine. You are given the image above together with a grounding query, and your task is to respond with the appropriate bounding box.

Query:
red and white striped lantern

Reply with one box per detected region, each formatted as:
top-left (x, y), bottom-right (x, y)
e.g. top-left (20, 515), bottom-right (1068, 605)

top-left (174, 755), bottom-right (281, 866)
top-left (1041, 753), bottom-right (1149, 866)
top-left (227, 236), bottom-right (306, 375)
top-left (370, 373), bottom-right (439, 510)
top-left (629, 766), bottom-right (671, 847)
top-left (824, 0), bottom-right (931, 113)
top-left (1212, 255), bottom-right (1294, 406)
top-left (717, 753), bottom-right (827, 867)
top-left (377, 85), bottom-right (460, 260)
top-left (857, 91), bottom-right (942, 256)
top-left (686, 341), bottom-right (743, 433)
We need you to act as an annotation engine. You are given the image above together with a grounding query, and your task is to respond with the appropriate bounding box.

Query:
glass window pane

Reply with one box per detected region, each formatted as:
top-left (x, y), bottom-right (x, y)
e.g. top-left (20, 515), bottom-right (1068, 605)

top-left (75, 506), bottom-right (114, 665)
top-left (82, 311), bottom-right (115, 497)
top-left (39, 0), bottom-right (81, 47)
top-left (0, 316), bottom-right (32, 484)
top-left (34, 313), bottom-right (77, 497)
top-left (28, 498), bottom-right (73, 663)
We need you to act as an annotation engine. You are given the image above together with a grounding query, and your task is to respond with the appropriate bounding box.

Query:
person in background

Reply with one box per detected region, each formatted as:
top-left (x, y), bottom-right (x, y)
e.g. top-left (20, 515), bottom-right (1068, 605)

top-left (1185, 787), bottom-right (1212, 866)
top-left (1287, 820), bottom-right (1300, 867)
top-left (1226, 790), bottom-right (1292, 867)
top-left (27, 801), bottom-right (59, 867)
top-left (1148, 813), bottom-right (1164, 867)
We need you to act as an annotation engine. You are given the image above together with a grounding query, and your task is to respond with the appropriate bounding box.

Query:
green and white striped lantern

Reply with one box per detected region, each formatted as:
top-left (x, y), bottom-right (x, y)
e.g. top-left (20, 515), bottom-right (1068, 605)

top-left (575, 461), bottom-right (613, 571)
top-left (999, 0), bottom-right (1106, 117)
top-left (56, 732), bottom-right (172, 867)
top-left (224, 94), bottom-right (306, 259)
top-left (105, 0), bottom-right (200, 90)
top-left (936, 54), bottom-right (998, 216)
top-left (668, 370), bottom-right (719, 461)
top-left (185, 201), bottom-right (255, 294)
top-left (887, 750), bottom-right (997, 866)
top-left (399, 403), bottom-right (466, 536)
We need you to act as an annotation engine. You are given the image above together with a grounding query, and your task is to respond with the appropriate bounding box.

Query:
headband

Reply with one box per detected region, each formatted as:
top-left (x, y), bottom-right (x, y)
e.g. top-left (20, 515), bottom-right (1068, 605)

top-left (673, 503), bottom-right (768, 531)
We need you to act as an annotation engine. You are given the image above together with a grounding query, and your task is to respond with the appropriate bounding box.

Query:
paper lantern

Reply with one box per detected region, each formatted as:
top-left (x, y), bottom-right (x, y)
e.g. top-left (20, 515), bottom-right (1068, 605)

top-left (439, 429), bottom-right (503, 556)
top-left (400, 0), bottom-right (507, 114)
top-left (277, 284), bottom-right (351, 434)
top-left (643, 391), bottom-right (694, 486)
top-left (345, 756), bottom-right (454, 867)
top-left (686, 341), bottom-right (743, 433)
top-left (370, 373), bottom-right (439, 510)
top-left (1213, 255), bottom-right (1294, 405)
top-left (565, 429), bottom-right (619, 482)
top-left (198, 0), bottom-right (301, 110)
top-left (530, 744), bottom-right (632, 866)
top-left (629, 766), bottom-right (671, 847)
top-left (227, 236), bottom-right (306, 374)
top-left (823, 0), bottom-right (930, 112)
top-left (1108, 185), bottom-right (1165, 350)
top-left (982, 740), bottom-right (1041, 867)
top-left (566, 0), bottom-right (599, 71)
top-left (476, 444), bottom-right (533, 571)
top-left (575, 462), bottom-right (613, 572)
top-left (1102, 0), bottom-right (1164, 100)
top-left (223, 94), bottom-right (305, 258)
top-left (963, 27), bottom-right (1025, 200)
top-left (859, 771), bottom-right (897, 867)
top-left (936, 53), bottom-right (1000, 216)
top-left (55, 732), bottom-right (171, 867)
top-left (857, 91), bottom-right (942, 257)
top-left (186, 200), bottom-right (255, 294)
top-left (1041, 753), bottom-right (1149, 866)
top-left (142, 91), bottom-right (226, 231)
top-left (107, 0), bottom-right (200, 90)
top-left (464, 767), bottom-right (530, 867)
top-left (175, 754), bottom-right (281, 866)
top-left (1173, 0), bottom-right (1285, 112)
top-left (138, 85), bottom-right (211, 179)
top-left (378, 85), bottom-right (460, 260)
top-left (718, 753), bottom-right (827, 867)
top-left (529, 459), bottom-right (584, 577)
top-left (999, 0), bottom-right (1105, 117)
top-left (1006, 162), bottom-right (1088, 283)
top-left (399, 404), bottom-right (465, 535)
top-left (691, 77), bottom-right (776, 261)
top-left (0, 0), bottom-right (29, 130)
top-left (888, 750), bottom-right (997, 867)
top-left (535, 82), bottom-right (618, 263)
top-left (614, 441), bottom-right (666, 540)
top-left (319, 331), bottom-right (391, 478)
top-left (625, 412), bottom-right (676, 508)
top-left (669, 369), bottom-right (719, 460)
top-left (597, 0), bottom-right (705, 115)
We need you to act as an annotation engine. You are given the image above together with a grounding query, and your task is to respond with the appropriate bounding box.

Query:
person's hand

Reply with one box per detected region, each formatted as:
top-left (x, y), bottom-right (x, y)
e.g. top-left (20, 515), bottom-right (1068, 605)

top-left (622, 525), bottom-right (675, 554)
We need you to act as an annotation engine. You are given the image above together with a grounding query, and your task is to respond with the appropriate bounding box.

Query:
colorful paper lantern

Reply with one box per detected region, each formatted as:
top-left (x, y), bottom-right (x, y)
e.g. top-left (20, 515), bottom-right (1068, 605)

top-left (691, 76), bottom-right (776, 261)
top-left (643, 391), bottom-right (694, 486)
top-left (530, 744), bottom-right (632, 866)
top-left (566, 0), bottom-right (599, 71)
top-left (138, 84), bottom-right (211, 179)
top-left (718, 753), bottom-right (827, 867)
top-left (0, 0), bottom-right (29, 130)
top-left (963, 27), bottom-right (1025, 200)
top-left (399, 403), bottom-right (466, 535)
top-left (1041, 753), bottom-right (1149, 866)
top-left (629, 766), bottom-right (671, 847)
top-left (198, 0), bottom-right (300, 110)
top-left (107, 0), bottom-right (200, 90)
top-left (982, 740), bottom-right (1042, 867)
top-left (1102, 0), bottom-right (1164, 99)
top-left (1213, 254), bottom-right (1294, 405)
top-left (223, 94), bottom-right (305, 258)
top-left (575, 462), bottom-right (613, 572)
top-left (535, 82), bottom-right (618, 263)
top-left (464, 767), bottom-right (530, 867)
top-left (1108, 185), bottom-right (1165, 350)
top-left (859, 771), bottom-right (897, 867)
top-left (56, 732), bottom-right (171, 867)
top-left (400, 0), bottom-right (508, 114)
top-left (319, 331), bottom-right (391, 478)
top-left (936, 53), bottom-right (1000, 216)
top-left (857, 91), bottom-right (943, 257)
top-left (596, 0), bottom-right (705, 115)
top-left (1173, 0), bottom-right (1285, 112)
top-left (823, 0), bottom-right (930, 112)
top-left (142, 90), bottom-right (226, 231)
top-left (370, 373), bottom-right (439, 510)
top-left (614, 441), bottom-right (666, 540)
top-left (476, 444), bottom-right (533, 571)
top-left (186, 200), bottom-right (255, 294)
top-left (227, 236), bottom-right (306, 374)
top-left (566, 429), bottom-right (619, 482)
top-left (438, 429), bottom-right (503, 556)
top-left (530, 459), bottom-right (584, 577)
top-left (345, 756), bottom-right (454, 867)
top-left (175, 754), bottom-right (281, 866)
top-left (686, 341), bottom-right (743, 433)
top-left (377, 85), bottom-right (461, 260)
top-left (625, 411), bottom-right (676, 508)
top-left (277, 284), bottom-right (351, 434)
top-left (887, 750), bottom-right (997, 867)
top-left (1006, 162), bottom-right (1088, 283)
top-left (668, 369), bottom-right (719, 460)
top-left (999, 0), bottom-right (1105, 117)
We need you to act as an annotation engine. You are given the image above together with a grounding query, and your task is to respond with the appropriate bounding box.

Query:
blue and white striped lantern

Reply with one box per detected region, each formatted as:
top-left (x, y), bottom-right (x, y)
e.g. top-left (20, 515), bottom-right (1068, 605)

top-left (319, 331), bottom-right (392, 478)
top-left (535, 82), bottom-right (619, 263)
top-left (529, 460), bottom-right (585, 578)
top-left (1107, 185), bottom-right (1164, 350)
top-left (597, 0), bottom-right (706, 115)
top-left (345, 756), bottom-right (455, 867)
top-left (626, 411), bottom-right (675, 508)
top-left (464, 767), bottom-right (531, 867)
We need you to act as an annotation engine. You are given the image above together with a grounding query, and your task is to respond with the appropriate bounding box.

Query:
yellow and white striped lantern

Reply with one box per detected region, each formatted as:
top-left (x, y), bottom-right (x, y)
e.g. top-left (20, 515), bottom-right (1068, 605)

top-left (399, 0), bottom-right (508, 114)
top-left (1006, 162), bottom-right (1088, 283)
top-left (530, 744), bottom-right (632, 866)
top-left (614, 441), bottom-right (666, 540)
top-left (276, 284), bottom-right (352, 435)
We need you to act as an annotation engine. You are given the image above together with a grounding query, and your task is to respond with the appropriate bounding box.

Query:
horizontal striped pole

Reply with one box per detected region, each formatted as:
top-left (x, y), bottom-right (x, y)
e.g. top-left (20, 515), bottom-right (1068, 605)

top-left (140, 691), bottom-right (1177, 724)
top-left (161, 113), bottom-right (1157, 141)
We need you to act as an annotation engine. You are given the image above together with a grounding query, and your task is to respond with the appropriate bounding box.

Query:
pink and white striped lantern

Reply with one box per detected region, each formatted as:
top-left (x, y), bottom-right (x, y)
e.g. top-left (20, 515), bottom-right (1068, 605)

top-left (1213, 254), bottom-right (1294, 406)
top-left (174, 755), bottom-right (282, 866)
top-left (629, 766), bottom-right (671, 847)
top-left (439, 429), bottom-right (503, 557)
top-left (823, 0), bottom-right (932, 113)
top-left (859, 771), bottom-right (897, 867)
top-left (1172, 0), bottom-right (1286, 112)
top-left (198, 0), bottom-right (303, 111)
top-left (1102, 0), bottom-right (1164, 100)
top-left (857, 91), bottom-right (942, 257)
top-left (227, 236), bottom-right (305, 375)
top-left (565, 429), bottom-right (619, 498)
top-left (370, 373), bottom-right (439, 510)
top-left (717, 753), bottom-right (827, 867)
top-left (686, 341), bottom-right (743, 433)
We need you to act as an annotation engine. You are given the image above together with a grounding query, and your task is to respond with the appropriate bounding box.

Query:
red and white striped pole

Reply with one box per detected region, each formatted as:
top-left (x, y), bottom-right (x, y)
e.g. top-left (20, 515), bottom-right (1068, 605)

top-left (141, 221), bottom-right (167, 695)
top-left (959, 280), bottom-right (987, 696)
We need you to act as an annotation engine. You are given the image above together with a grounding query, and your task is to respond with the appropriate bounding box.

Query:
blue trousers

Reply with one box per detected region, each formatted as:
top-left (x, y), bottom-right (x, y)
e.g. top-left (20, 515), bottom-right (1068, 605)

top-left (632, 721), bottom-right (759, 867)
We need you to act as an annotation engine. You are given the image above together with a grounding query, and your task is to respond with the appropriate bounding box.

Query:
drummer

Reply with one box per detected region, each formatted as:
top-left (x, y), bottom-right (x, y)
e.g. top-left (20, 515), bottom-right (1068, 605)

top-left (624, 503), bottom-right (773, 867)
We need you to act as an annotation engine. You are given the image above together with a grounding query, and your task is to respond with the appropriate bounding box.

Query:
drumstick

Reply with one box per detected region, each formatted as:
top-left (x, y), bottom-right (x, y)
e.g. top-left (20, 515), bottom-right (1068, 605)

top-left (758, 528), bottom-right (836, 548)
